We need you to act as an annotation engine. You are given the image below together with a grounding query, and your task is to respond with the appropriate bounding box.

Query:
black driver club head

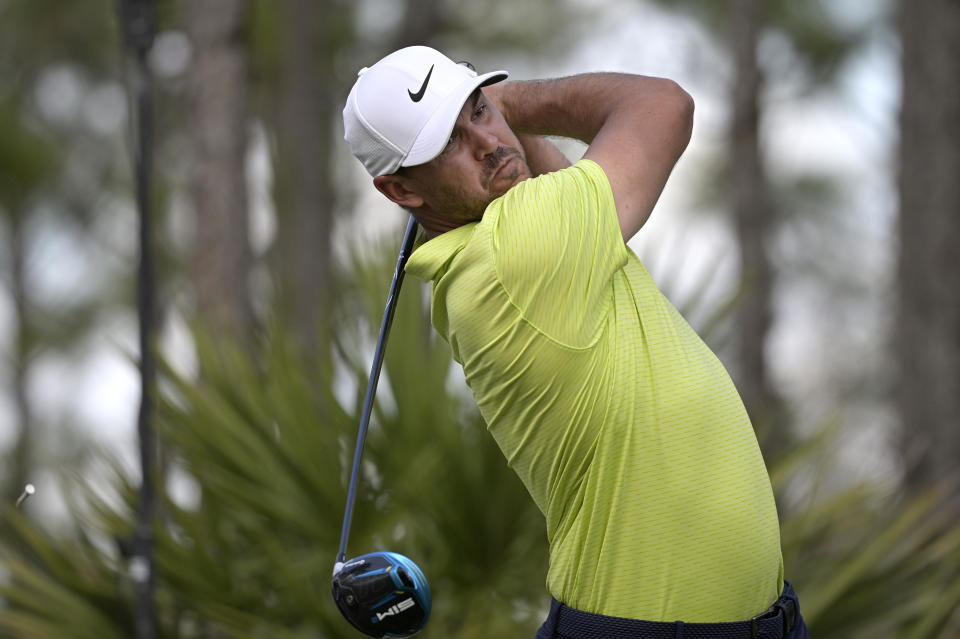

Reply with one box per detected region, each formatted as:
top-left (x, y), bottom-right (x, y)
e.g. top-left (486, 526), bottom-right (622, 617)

top-left (332, 551), bottom-right (431, 638)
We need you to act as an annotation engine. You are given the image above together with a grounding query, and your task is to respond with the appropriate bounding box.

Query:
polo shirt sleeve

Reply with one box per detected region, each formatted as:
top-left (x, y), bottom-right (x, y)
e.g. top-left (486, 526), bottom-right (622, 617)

top-left (489, 159), bottom-right (629, 348)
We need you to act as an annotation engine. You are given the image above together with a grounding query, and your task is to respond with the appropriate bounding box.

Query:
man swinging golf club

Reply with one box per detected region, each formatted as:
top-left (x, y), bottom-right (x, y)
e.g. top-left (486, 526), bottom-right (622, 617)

top-left (341, 45), bottom-right (811, 638)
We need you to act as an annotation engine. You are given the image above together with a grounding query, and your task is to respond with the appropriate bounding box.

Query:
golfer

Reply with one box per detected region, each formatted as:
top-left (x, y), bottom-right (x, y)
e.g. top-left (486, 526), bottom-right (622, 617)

top-left (343, 45), bottom-right (810, 639)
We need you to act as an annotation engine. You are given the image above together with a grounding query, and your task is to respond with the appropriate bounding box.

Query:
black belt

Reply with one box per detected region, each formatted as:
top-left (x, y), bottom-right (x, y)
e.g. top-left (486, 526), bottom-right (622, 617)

top-left (550, 583), bottom-right (800, 639)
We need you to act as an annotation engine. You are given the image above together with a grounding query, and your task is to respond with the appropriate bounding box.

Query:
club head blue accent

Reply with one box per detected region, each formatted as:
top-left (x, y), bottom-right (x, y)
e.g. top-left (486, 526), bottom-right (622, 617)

top-left (332, 551), bottom-right (431, 638)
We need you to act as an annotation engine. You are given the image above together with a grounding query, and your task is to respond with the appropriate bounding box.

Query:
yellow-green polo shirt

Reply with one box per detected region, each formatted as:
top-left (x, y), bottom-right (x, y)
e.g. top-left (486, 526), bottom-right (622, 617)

top-left (405, 159), bottom-right (784, 622)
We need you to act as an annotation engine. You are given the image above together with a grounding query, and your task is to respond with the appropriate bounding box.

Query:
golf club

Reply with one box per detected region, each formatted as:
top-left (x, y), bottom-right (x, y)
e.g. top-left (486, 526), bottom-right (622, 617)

top-left (332, 216), bottom-right (432, 638)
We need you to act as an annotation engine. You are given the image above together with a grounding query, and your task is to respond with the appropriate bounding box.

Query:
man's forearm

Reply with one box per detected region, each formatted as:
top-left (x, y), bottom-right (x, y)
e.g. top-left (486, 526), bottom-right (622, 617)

top-left (486, 72), bottom-right (693, 240)
top-left (517, 133), bottom-right (571, 176)
top-left (487, 73), bottom-right (691, 152)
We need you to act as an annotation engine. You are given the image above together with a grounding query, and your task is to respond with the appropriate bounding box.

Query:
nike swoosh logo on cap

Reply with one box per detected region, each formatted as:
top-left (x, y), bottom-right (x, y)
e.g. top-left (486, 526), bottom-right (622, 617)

top-left (408, 65), bottom-right (434, 102)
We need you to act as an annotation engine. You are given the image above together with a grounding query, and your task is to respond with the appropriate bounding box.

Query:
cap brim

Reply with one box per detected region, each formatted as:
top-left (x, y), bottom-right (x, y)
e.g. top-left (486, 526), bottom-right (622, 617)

top-left (401, 70), bottom-right (509, 168)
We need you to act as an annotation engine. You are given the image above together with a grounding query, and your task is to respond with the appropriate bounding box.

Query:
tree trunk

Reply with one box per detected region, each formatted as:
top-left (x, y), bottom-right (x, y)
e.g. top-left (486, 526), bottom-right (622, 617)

top-left (896, 0), bottom-right (960, 490)
top-left (272, 0), bottom-right (352, 356)
top-left (391, 0), bottom-right (449, 49)
top-left (185, 0), bottom-right (254, 338)
top-left (730, 0), bottom-right (783, 460)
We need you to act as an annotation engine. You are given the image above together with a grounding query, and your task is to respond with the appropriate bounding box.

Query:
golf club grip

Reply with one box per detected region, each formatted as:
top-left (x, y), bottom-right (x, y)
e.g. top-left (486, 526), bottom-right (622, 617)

top-left (336, 216), bottom-right (420, 565)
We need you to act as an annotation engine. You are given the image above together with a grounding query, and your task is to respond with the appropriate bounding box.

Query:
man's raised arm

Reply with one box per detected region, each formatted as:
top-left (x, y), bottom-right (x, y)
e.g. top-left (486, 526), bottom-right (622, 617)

top-left (485, 74), bottom-right (694, 241)
top-left (516, 133), bottom-right (572, 177)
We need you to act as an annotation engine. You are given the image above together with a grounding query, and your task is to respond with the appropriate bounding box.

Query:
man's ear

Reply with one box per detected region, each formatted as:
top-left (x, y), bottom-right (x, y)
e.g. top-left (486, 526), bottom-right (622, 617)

top-left (373, 174), bottom-right (424, 209)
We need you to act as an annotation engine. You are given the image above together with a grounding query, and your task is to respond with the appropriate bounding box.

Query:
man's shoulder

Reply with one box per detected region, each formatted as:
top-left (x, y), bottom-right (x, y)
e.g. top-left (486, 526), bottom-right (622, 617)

top-left (497, 158), bottom-right (609, 208)
top-left (483, 158), bottom-right (613, 247)
top-left (405, 223), bottom-right (477, 283)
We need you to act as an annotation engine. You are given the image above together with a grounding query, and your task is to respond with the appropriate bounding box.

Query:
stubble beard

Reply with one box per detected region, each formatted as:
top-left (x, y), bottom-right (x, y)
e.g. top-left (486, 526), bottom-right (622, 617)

top-left (425, 146), bottom-right (532, 227)
top-left (457, 146), bottom-right (531, 220)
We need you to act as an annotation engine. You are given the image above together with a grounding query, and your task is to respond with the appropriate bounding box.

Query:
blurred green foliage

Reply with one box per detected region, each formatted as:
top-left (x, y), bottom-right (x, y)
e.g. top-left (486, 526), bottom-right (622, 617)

top-left (3, 243), bottom-right (960, 638)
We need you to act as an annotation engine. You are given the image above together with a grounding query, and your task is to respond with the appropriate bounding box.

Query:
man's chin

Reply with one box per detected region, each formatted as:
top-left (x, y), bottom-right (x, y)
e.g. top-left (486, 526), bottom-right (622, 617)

top-left (492, 158), bottom-right (532, 194)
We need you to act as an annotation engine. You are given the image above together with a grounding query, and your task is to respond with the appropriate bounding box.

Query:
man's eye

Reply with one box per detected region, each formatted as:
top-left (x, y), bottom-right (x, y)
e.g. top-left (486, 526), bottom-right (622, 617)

top-left (474, 103), bottom-right (487, 118)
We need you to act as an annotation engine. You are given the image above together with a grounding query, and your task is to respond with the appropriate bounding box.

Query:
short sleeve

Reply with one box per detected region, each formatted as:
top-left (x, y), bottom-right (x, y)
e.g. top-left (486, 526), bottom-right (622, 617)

top-left (488, 159), bottom-right (629, 348)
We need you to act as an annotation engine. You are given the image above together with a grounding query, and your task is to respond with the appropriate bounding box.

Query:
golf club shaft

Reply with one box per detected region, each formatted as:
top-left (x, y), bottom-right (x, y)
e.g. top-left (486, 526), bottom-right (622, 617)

top-left (336, 216), bottom-right (420, 567)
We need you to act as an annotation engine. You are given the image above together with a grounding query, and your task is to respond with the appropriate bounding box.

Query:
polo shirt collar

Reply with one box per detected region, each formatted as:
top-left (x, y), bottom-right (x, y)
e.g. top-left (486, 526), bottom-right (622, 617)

top-left (405, 223), bottom-right (477, 282)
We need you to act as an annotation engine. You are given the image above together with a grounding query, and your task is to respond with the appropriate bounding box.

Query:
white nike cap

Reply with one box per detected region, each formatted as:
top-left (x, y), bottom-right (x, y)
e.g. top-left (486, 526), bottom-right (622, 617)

top-left (343, 46), bottom-right (508, 176)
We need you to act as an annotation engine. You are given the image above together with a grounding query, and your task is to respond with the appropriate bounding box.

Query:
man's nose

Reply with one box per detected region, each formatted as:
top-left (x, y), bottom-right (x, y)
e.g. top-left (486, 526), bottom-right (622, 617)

top-left (468, 125), bottom-right (500, 160)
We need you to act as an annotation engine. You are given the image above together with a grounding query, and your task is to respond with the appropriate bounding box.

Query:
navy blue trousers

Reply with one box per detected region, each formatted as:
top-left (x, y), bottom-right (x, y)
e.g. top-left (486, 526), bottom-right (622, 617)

top-left (535, 581), bottom-right (811, 639)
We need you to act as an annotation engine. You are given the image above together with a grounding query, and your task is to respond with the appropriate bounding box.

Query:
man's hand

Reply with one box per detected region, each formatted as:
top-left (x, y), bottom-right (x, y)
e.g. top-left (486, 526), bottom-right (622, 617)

top-left (485, 74), bottom-right (694, 241)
